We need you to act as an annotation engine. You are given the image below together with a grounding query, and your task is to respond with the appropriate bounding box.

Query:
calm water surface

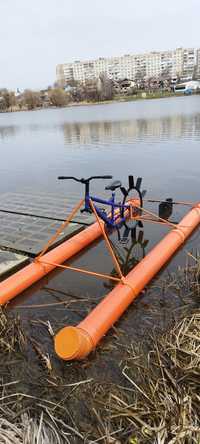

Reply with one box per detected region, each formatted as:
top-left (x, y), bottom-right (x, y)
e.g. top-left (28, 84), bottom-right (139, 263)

top-left (0, 95), bottom-right (200, 200)
top-left (1, 96), bottom-right (200, 359)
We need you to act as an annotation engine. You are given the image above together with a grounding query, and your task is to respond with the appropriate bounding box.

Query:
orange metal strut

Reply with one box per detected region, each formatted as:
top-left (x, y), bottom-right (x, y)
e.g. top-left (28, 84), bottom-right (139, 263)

top-left (0, 199), bottom-right (134, 305)
top-left (54, 203), bottom-right (200, 361)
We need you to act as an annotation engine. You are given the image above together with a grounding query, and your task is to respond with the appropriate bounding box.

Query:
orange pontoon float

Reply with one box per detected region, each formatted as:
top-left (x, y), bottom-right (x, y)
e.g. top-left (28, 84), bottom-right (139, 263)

top-left (0, 174), bottom-right (200, 362)
top-left (0, 198), bottom-right (130, 305)
top-left (54, 202), bottom-right (200, 360)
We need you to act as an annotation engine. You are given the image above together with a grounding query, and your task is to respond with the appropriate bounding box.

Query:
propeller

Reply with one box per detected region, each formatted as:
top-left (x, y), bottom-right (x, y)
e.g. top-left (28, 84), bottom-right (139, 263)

top-left (131, 226), bottom-right (137, 240)
top-left (120, 175), bottom-right (147, 232)
top-left (141, 189), bottom-right (147, 198)
top-left (128, 175), bottom-right (134, 189)
top-left (135, 177), bottom-right (142, 190)
top-left (120, 187), bottom-right (128, 197)
top-left (143, 239), bottom-right (149, 248)
top-left (138, 230), bottom-right (144, 244)
top-left (123, 226), bottom-right (130, 240)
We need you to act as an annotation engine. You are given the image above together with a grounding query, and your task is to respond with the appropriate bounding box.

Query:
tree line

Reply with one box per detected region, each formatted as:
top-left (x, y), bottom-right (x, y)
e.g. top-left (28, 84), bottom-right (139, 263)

top-left (0, 88), bottom-right (69, 111)
top-left (1, 72), bottom-right (198, 112)
top-left (0, 75), bottom-right (114, 112)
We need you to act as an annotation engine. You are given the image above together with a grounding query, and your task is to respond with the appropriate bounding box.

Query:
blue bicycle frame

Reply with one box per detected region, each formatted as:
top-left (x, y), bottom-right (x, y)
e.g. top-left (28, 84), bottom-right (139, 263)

top-left (58, 175), bottom-right (139, 229)
top-left (83, 185), bottom-right (130, 229)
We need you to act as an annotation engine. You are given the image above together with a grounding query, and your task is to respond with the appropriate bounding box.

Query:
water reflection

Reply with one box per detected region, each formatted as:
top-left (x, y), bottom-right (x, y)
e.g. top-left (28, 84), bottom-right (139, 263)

top-left (62, 113), bottom-right (200, 146)
top-left (0, 113), bottom-right (200, 145)
top-left (105, 226), bottom-right (149, 290)
top-left (0, 97), bottom-right (200, 200)
top-left (0, 125), bottom-right (18, 140)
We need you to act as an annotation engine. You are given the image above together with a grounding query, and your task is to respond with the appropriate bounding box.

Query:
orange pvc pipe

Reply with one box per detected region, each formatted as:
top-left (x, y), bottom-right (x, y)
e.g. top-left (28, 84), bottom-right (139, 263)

top-left (0, 221), bottom-right (105, 305)
top-left (0, 200), bottom-right (135, 305)
top-left (54, 203), bottom-right (200, 361)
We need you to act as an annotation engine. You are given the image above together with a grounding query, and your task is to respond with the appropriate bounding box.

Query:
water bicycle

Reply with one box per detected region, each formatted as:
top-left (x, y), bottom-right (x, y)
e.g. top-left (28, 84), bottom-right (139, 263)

top-left (57, 174), bottom-right (146, 238)
top-left (0, 174), bottom-right (200, 361)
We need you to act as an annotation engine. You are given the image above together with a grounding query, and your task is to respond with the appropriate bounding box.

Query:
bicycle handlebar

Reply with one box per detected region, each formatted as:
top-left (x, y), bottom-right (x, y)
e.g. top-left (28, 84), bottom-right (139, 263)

top-left (58, 176), bottom-right (82, 182)
top-left (58, 175), bottom-right (112, 183)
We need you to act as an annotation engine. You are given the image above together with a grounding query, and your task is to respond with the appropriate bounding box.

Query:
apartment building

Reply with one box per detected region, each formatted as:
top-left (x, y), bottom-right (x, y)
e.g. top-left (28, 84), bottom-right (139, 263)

top-left (56, 47), bottom-right (199, 86)
top-left (197, 48), bottom-right (200, 78)
top-left (56, 63), bottom-right (74, 86)
top-left (182, 48), bottom-right (196, 78)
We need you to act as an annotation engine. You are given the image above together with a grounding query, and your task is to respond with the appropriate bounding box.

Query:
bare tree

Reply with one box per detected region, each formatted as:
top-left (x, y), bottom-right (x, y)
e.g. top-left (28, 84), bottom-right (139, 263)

top-left (135, 70), bottom-right (146, 89)
top-left (98, 74), bottom-right (114, 100)
top-left (82, 80), bottom-right (99, 101)
top-left (23, 90), bottom-right (41, 110)
top-left (0, 96), bottom-right (6, 111)
top-left (48, 88), bottom-right (68, 107)
top-left (0, 89), bottom-right (16, 111)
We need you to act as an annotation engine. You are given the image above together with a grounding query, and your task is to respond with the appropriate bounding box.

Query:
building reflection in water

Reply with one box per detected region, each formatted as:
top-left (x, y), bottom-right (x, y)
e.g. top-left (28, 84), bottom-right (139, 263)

top-left (62, 113), bottom-right (200, 147)
top-left (0, 125), bottom-right (18, 140)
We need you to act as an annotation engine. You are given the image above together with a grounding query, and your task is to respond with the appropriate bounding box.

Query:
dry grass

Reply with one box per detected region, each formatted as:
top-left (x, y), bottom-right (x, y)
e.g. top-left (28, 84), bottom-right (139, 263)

top-left (94, 312), bottom-right (200, 443)
top-left (0, 412), bottom-right (69, 444)
top-left (0, 260), bottom-right (199, 443)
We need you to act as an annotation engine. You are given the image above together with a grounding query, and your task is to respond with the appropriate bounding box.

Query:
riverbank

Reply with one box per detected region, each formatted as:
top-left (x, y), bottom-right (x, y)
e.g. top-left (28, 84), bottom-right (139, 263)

top-left (1, 90), bottom-right (199, 114)
top-left (66, 90), bottom-right (180, 109)
top-left (0, 260), bottom-right (199, 443)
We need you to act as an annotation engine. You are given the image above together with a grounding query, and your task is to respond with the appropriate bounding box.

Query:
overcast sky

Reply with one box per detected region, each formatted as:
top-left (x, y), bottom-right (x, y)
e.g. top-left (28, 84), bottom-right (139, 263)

top-left (0, 0), bottom-right (199, 90)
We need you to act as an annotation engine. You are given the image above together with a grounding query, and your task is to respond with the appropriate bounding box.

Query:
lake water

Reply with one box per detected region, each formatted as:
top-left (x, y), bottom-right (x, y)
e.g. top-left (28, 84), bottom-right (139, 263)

top-left (1, 95), bottom-right (200, 353)
top-left (0, 95), bottom-right (200, 201)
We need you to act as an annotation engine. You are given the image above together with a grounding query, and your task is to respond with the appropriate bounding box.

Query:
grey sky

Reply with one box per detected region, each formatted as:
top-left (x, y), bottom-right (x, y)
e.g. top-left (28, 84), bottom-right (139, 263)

top-left (0, 0), bottom-right (199, 90)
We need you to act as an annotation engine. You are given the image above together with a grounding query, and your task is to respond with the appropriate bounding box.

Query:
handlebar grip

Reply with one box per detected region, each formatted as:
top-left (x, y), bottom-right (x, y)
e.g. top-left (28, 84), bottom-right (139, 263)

top-left (58, 176), bottom-right (74, 180)
top-left (88, 175), bottom-right (113, 180)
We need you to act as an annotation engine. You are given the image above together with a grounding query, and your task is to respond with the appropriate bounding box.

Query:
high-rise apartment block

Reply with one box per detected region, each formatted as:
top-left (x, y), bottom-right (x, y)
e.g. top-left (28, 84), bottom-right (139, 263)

top-left (197, 48), bottom-right (200, 78)
top-left (56, 47), bottom-right (200, 86)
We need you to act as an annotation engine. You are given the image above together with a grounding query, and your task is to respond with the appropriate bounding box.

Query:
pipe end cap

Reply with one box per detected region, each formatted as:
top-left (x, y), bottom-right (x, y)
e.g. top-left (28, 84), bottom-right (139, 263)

top-left (54, 326), bottom-right (93, 361)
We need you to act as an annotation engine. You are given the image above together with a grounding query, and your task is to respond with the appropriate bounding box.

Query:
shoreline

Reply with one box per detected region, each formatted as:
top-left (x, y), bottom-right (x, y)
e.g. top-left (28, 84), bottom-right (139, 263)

top-left (1, 91), bottom-right (199, 114)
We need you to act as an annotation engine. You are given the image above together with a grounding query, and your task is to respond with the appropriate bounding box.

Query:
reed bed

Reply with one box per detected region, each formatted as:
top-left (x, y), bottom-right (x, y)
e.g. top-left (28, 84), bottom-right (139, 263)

top-left (91, 311), bottom-right (200, 443)
top-left (0, 261), bottom-right (199, 443)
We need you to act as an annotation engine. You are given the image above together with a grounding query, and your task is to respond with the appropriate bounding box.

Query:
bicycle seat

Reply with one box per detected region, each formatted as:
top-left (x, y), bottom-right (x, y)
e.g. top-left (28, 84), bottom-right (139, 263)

top-left (105, 180), bottom-right (122, 191)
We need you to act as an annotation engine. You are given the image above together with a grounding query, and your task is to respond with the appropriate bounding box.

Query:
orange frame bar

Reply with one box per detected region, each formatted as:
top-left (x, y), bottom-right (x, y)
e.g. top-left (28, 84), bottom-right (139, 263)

top-left (0, 200), bottom-right (131, 305)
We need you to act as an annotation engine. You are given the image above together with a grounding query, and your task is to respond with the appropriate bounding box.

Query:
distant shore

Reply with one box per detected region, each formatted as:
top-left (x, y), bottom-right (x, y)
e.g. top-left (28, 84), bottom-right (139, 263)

top-left (67, 90), bottom-right (183, 108)
top-left (0, 90), bottom-right (199, 114)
